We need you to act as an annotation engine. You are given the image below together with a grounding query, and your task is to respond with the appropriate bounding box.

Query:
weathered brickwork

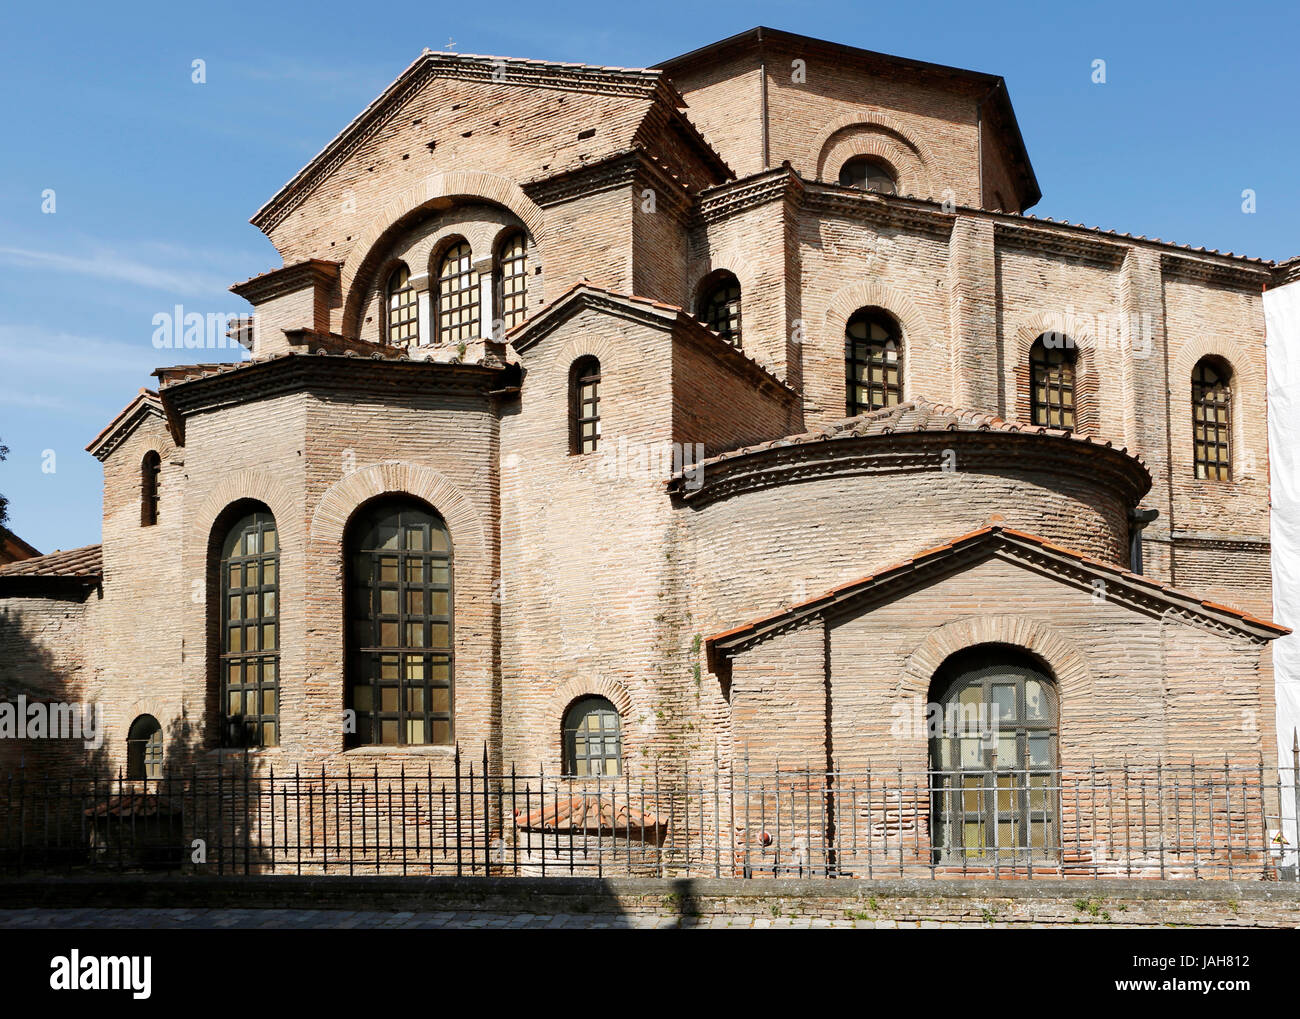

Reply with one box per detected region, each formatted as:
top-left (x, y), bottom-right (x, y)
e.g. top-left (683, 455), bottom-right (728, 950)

top-left (0, 28), bottom-right (1289, 801)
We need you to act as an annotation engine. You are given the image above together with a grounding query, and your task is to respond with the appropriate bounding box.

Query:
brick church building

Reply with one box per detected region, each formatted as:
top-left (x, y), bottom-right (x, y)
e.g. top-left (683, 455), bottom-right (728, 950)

top-left (0, 27), bottom-right (1290, 818)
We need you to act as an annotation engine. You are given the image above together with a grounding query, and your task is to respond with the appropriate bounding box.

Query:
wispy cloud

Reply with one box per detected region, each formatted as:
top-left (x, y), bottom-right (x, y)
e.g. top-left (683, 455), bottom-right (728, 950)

top-left (0, 245), bottom-right (232, 296)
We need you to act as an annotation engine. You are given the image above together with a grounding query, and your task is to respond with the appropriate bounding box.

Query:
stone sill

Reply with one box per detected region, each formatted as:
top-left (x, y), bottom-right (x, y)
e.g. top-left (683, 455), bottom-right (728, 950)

top-left (341, 745), bottom-right (457, 757)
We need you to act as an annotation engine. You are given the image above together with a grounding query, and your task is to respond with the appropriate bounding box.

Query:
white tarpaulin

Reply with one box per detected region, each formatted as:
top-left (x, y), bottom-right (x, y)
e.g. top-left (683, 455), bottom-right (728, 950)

top-left (1264, 276), bottom-right (1300, 859)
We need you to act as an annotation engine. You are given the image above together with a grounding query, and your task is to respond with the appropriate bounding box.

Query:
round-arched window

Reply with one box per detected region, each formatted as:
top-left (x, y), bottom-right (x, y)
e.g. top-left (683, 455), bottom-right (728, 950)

top-left (563, 696), bottom-right (622, 777)
top-left (127, 714), bottom-right (163, 780)
top-left (839, 156), bottom-right (897, 194)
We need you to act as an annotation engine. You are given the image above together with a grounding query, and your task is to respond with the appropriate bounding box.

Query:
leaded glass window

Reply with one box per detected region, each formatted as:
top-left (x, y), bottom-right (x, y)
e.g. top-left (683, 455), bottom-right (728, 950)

top-left (1030, 336), bottom-right (1076, 430)
top-left (220, 510), bottom-right (279, 747)
top-left (928, 651), bottom-right (1058, 864)
top-left (563, 697), bottom-right (622, 777)
top-left (496, 231), bottom-right (529, 333)
top-left (1192, 357), bottom-right (1232, 481)
top-left (845, 310), bottom-right (902, 415)
top-left (346, 500), bottom-right (453, 746)
top-left (571, 357), bottom-right (601, 454)
top-left (700, 274), bottom-right (742, 347)
top-left (436, 241), bottom-right (480, 343)
top-left (385, 263), bottom-right (418, 345)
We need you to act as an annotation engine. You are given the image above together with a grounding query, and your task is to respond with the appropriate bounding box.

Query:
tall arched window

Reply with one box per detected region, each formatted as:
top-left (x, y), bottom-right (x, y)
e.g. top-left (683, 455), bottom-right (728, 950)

top-left (845, 310), bottom-right (902, 415)
top-left (1192, 356), bottom-right (1232, 480)
top-left (126, 714), bottom-right (163, 780)
top-left (346, 499), bottom-right (453, 746)
top-left (436, 240), bottom-right (480, 344)
top-left (839, 156), bottom-right (897, 194)
top-left (699, 272), bottom-right (742, 347)
top-left (495, 231), bottom-right (529, 333)
top-left (219, 508), bottom-right (279, 747)
top-left (385, 263), bottom-right (419, 345)
top-left (141, 451), bottom-right (161, 526)
top-left (563, 696), bottom-right (622, 777)
top-left (928, 648), bottom-right (1058, 864)
top-left (1030, 334), bottom-right (1077, 430)
top-left (570, 357), bottom-right (601, 454)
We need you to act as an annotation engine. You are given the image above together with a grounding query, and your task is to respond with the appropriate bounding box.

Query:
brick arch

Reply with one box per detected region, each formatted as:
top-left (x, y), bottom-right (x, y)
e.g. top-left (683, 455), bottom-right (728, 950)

top-left (547, 677), bottom-right (636, 771)
top-left (193, 469), bottom-right (301, 550)
top-left (308, 461), bottom-right (487, 557)
top-left (825, 280), bottom-right (931, 405)
top-left (341, 170), bottom-right (546, 332)
top-left (1171, 336), bottom-right (1261, 483)
top-left (899, 614), bottom-right (1094, 704)
top-left (555, 333), bottom-right (618, 369)
top-left (809, 114), bottom-right (933, 194)
top-left (1011, 314), bottom-right (1101, 436)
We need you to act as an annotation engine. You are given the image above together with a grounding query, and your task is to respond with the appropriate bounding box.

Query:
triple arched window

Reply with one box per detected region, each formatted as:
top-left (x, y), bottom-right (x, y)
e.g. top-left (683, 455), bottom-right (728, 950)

top-left (1029, 335), bottom-right (1077, 430)
top-left (698, 272), bottom-right (742, 347)
top-left (345, 498), bottom-right (454, 746)
top-left (219, 508), bottom-right (279, 748)
top-left (495, 230), bottom-right (529, 334)
top-left (384, 264), bottom-right (419, 345)
top-left (845, 309), bottom-right (903, 415)
top-left (1192, 356), bottom-right (1232, 480)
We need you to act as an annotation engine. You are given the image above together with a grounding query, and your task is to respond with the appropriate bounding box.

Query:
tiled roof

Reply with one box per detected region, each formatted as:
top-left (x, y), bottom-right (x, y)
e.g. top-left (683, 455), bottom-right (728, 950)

top-left (707, 525), bottom-right (1289, 655)
top-left (680, 397), bottom-right (1141, 477)
top-left (153, 342), bottom-right (483, 388)
top-left (514, 794), bottom-right (662, 832)
top-left (0, 544), bottom-right (102, 581)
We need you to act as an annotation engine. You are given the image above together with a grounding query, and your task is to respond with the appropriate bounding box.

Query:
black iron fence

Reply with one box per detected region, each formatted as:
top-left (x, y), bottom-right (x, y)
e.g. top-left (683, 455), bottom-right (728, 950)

top-left (2, 750), bottom-right (1297, 881)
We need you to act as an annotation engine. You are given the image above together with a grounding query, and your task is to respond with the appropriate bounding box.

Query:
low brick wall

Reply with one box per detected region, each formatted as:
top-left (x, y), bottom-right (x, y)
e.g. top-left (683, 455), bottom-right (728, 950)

top-left (1, 876), bottom-right (1298, 927)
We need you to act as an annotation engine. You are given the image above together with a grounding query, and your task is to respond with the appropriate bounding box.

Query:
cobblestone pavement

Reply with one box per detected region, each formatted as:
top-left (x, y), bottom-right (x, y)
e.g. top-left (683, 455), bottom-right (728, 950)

top-left (0, 907), bottom-right (967, 929)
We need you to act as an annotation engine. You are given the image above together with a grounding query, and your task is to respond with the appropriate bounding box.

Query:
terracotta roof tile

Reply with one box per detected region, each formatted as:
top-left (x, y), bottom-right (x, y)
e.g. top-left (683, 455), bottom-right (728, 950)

top-left (0, 544), bottom-right (102, 580)
top-left (514, 794), bottom-right (661, 832)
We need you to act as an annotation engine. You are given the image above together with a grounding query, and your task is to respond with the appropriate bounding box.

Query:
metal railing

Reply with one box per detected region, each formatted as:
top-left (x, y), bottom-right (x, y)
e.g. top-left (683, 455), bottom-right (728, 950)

top-left (2, 749), bottom-right (1296, 880)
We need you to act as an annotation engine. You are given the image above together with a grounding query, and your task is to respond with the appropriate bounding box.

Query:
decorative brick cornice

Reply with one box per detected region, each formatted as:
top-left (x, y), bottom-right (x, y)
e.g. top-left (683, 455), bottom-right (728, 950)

top-left (1161, 251), bottom-right (1272, 290)
top-left (85, 390), bottom-right (165, 461)
top-left (522, 148), bottom-right (694, 218)
top-left (802, 182), bottom-right (955, 238)
top-left (696, 166), bottom-right (802, 226)
top-left (229, 259), bottom-right (340, 304)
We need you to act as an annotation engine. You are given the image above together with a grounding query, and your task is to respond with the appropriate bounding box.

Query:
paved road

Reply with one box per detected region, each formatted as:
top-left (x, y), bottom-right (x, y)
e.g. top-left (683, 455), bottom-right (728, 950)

top-left (0, 907), bottom-right (923, 928)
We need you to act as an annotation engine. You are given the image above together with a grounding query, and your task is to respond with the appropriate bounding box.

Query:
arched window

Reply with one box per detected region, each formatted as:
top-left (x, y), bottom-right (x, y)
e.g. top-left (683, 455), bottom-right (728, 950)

top-left (384, 263), bottom-right (419, 345)
top-left (839, 156), bottom-right (897, 194)
top-left (495, 231), bottom-right (529, 333)
top-left (219, 508), bottom-right (279, 747)
top-left (1192, 356), bottom-right (1232, 480)
top-left (1030, 334), bottom-right (1077, 430)
top-left (435, 240), bottom-right (480, 344)
top-left (845, 310), bottom-right (902, 415)
top-left (346, 499), bottom-right (453, 746)
top-left (699, 272), bottom-right (742, 347)
top-left (570, 357), bottom-right (601, 454)
top-left (141, 451), bottom-right (161, 526)
top-left (563, 696), bottom-right (622, 777)
top-left (928, 648), bottom-right (1058, 863)
top-left (126, 714), bottom-right (163, 780)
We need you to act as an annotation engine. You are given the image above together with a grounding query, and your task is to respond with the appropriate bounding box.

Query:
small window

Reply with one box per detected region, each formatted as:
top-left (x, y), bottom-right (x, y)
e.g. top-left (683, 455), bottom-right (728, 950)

top-left (219, 509), bottom-right (279, 748)
top-left (496, 231), bottom-right (529, 333)
top-left (570, 357), bottom-right (601, 455)
top-left (845, 310), bottom-right (902, 415)
top-left (1192, 357), bottom-right (1232, 481)
top-left (127, 714), bottom-right (163, 780)
top-left (563, 696), bottom-right (622, 777)
top-left (839, 156), bottom-right (897, 194)
top-left (141, 451), bottom-right (161, 526)
top-left (699, 273), bottom-right (742, 347)
top-left (385, 264), bottom-right (419, 345)
top-left (436, 240), bottom-right (480, 343)
top-left (1030, 335), bottom-right (1077, 430)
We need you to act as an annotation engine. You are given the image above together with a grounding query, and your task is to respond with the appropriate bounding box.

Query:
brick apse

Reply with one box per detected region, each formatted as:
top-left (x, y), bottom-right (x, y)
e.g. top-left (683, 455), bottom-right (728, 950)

top-left (0, 27), bottom-right (1292, 875)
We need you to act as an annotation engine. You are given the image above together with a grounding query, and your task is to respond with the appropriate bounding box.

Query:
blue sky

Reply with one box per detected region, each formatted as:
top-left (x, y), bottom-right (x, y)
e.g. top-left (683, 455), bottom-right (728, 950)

top-left (1, 0), bottom-right (1296, 553)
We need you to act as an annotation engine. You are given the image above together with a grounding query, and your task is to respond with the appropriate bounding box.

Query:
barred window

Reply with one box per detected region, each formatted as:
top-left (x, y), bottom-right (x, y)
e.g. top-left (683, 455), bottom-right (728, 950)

top-left (141, 450), bottom-right (161, 526)
top-left (385, 263), bottom-right (419, 345)
top-left (1030, 335), bottom-right (1076, 430)
top-left (699, 273), bottom-right (742, 347)
top-left (571, 357), bottom-right (601, 454)
top-left (220, 509), bottom-right (279, 748)
top-left (839, 156), bottom-right (897, 195)
top-left (436, 240), bottom-right (480, 343)
top-left (496, 231), bottom-right (529, 333)
top-left (929, 650), bottom-right (1058, 864)
top-left (126, 714), bottom-right (163, 781)
top-left (845, 310), bottom-right (902, 415)
top-left (563, 697), bottom-right (622, 777)
top-left (346, 499), bottom-right (453, 747)
top-left (1192, 357), bottom-right (1232, 481)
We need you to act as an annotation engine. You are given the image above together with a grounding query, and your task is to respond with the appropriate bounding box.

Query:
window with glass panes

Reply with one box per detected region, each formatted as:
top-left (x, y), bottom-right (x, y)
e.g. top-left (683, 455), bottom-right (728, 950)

top-left (436, 241), bottom-right (480, 343)
top-left (563, 697), bottom-right (622, 777)
top-left (346, 500), bottom-right (453, 746)
top-left (838, 156), bottom-right (897, 194)
top-left (1192, 358), bottom-right (1232, 481)
top-left (141, 451), bottom-right (161, 526)
top-left (701, 275), bottom-right (742, 347)
top-left (845, 311), bottom-right (902, 415)
top-left (928, 652), bottom-right (1057, 863)
top-left (571, 357), bottom-right (601, 454)
top-left (385, 264), bottom-right (419, 345)
top-left (219, 510), bottom-right (279, 747)
top-left (127, 715), bottom-right (163, 780)
top-left (496, 232), bottom-right (528, 332)
top-left (1030, 336), bottom-right (1076, 430)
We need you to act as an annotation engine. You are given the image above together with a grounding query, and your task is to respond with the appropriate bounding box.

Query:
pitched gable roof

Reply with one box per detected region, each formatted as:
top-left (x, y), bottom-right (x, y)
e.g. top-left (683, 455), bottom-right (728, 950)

top-left (0, 544), bottom-right (102, 591)
top-left (707, 526), bottom-right (1289, 665)
top-left (85, 389), bottom-right (165, 462)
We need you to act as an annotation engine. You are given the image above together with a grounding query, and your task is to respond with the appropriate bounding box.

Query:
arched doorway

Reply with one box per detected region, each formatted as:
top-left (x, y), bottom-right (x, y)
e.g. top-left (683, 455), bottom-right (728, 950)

top-left (927, 646), bottom-right (1058, 864)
